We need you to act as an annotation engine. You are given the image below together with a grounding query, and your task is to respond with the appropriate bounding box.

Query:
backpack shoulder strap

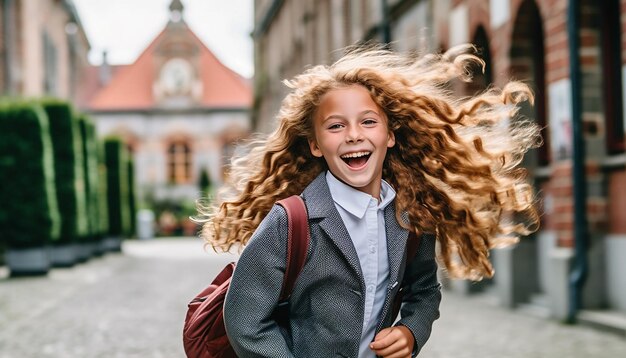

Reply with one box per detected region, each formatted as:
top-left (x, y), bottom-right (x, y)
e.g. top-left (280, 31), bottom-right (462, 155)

top-left (391, 231), bottom-right (428, 319)
top-left (405, 231), bottom-right (422, 264)
top-left (405, 232), bottom-right (437, 264)
top-left (276, 195), bottom-right (310, 301)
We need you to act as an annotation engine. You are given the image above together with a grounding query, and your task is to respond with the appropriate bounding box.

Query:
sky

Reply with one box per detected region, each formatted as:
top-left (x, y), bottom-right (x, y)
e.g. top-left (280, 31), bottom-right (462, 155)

top-left (73, 0), bottom-right (254, 78)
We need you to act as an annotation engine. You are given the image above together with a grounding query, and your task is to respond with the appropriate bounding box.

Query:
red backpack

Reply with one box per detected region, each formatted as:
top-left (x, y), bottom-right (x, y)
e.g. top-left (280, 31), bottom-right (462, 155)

top-left (183, 195), bottom-right (310, 358)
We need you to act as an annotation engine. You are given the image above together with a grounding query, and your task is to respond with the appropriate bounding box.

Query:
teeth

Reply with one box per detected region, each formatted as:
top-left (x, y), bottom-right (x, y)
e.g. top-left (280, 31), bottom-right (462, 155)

top-left (340, 151), bottom-right (371, 159)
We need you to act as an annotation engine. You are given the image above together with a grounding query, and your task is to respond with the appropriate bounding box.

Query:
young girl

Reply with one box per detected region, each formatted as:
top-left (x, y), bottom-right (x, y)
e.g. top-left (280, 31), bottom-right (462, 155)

top-left (197, 44), bottom-right (540, 357)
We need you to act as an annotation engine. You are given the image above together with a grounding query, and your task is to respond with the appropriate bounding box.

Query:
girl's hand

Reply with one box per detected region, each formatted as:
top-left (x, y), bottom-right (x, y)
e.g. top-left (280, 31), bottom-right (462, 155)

top-left (369, 325), bottom-right (415, 358)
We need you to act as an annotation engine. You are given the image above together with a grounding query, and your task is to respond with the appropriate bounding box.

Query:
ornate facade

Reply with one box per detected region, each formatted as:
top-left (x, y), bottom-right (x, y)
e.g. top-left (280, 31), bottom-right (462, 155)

top-left (82, 1), bottom-right (252, 205)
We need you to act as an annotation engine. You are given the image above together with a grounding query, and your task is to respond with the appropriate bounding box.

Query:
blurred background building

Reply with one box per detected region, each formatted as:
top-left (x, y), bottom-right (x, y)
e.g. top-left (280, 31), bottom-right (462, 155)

top-left (0, 0), bottom-right (252, 237)
top-left (80, 0), bottom-right (252, 206)
top-left (0, 0), bottom-right (90, 100)
top-left (253, 0), bottom-right (626, 326)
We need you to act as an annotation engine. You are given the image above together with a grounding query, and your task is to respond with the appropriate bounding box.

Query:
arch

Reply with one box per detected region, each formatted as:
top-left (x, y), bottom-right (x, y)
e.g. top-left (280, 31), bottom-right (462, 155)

top-left (467, 25), bottom-right (493, 95)
top-left (495, 0), bottom-right (547, 309)
top-left (510, 0), bottom-right (548, 166)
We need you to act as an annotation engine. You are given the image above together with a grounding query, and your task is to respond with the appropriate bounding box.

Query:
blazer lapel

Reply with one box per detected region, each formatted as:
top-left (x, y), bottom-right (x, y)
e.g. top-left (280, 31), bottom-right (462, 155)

top-left (384, 205), bottom-right (409, 285)
top-left (303, 173), bottom-right (364, 282)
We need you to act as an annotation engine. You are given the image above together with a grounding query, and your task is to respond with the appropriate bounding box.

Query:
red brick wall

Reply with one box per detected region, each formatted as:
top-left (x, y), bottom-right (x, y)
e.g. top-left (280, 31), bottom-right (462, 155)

top-left (486, 0), bottom-right (569, 86)
top-left (578, 1), bottom-right (604, 143)
top-left (542, 163), bottom-right (605, 246)
top-left (448, 0), bottom-right (623, 246)
top-left (549, 163), bottom-right (574, 246)
top-left (586, 162), bottom-right (607, 232)
top-left (609, 169), bottom-right (626, 234)
top-left (539, 0), bottom-right (569, 83)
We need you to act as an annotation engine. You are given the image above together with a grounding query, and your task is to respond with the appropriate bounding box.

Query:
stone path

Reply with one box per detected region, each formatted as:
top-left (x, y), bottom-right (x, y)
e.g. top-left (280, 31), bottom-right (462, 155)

top-left (0, 238), bottom-right (624, 357)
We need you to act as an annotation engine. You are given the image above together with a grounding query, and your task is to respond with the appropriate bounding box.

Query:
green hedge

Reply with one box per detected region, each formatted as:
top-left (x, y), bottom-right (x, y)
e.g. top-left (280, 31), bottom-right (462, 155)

top-left (127, 157), bottom-right (136, 237)
top-left (0, 101), bottom-right (60, 248)
top-left (78, 115), bottom-right (100, 242)
top-left (42, 100), bottom-right (88, 245)
top-left (199, 167), bottom-right (212, 194)
top-left (97, 140), bottom-right (109, 237)
top-left (105, 137), bottom-right (131, 237)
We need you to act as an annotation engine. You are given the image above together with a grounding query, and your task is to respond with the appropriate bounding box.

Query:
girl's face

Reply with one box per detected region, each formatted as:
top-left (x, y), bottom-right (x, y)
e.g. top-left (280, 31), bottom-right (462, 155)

top-left (308, 84), bottom-right (395, 200)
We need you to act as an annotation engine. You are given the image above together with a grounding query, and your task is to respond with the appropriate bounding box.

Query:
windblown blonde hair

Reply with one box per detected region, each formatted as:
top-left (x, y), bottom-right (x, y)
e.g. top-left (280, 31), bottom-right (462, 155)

top-left (197, 44), bottom-right (541, 280)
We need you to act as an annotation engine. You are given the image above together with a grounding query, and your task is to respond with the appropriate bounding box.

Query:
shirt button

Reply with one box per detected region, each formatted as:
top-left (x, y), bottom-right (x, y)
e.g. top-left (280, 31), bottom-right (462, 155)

top-left (369, 246), bottom-right (376, 253)
top-left (367, 285), bottom-right (375, 292)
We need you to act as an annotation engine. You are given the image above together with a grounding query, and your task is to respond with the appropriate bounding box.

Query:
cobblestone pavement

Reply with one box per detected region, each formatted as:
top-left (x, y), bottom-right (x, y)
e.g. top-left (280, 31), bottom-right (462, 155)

top-left (420, 292), bottom-right (626, 358)
top-left (0, 238), bottom-right (624, 358)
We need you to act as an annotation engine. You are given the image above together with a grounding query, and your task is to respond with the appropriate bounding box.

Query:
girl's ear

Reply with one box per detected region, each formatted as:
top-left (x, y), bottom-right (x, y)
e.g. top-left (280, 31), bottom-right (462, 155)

top-left (387, 131), bottom-right (396, 148)
top-left (308, 138), bottom-right (323, 157)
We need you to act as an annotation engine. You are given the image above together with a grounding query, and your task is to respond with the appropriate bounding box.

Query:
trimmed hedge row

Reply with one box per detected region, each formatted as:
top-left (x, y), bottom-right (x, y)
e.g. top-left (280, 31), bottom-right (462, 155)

top-left (97, 139), bottom-right (110, 237)
top-left (0, 101), bottom-right (61, 249)
top-left (42, 100), bottom-right (89, 245)
top-left (105, 137), bottom-right (132, 237)
top-left (127, 157), bottom-right (136, 237)
top-left (0, 100), bottom-right (135, 257)
top-left (79, 115), bottom-right (103, 241)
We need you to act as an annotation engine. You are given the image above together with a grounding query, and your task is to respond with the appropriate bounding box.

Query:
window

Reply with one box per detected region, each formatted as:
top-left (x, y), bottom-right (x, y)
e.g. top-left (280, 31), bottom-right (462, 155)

top-left (43, 32), bottom-right (58, 95)
top-left (167, 141), bottom-right (191, 184)
top-left (601, 0), bottom-right (624, 153)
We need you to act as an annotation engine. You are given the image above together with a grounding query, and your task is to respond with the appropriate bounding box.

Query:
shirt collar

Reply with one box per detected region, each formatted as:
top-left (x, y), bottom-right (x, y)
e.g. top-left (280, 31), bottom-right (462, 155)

top-left (325, 171), bottom-right (396, 219)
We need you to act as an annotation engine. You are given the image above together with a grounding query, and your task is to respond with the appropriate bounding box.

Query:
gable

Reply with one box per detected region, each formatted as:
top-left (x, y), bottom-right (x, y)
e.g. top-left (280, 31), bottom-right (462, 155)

top-left (87, 22), bottom-right (251, 111)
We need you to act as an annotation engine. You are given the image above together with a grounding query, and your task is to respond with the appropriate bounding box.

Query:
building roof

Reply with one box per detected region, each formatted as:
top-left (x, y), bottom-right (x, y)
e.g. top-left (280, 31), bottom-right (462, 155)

top-left (76, 64), bottom-right (129, 109)
top-left (86, 22), bottom-right (251, 112)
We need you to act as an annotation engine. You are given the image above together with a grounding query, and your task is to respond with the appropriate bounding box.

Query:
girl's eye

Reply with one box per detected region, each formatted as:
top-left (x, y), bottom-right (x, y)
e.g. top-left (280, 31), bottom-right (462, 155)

top-left (362, 119), bottom-right (378, 126)
top-left (328, 123), bottom-right (344, 130)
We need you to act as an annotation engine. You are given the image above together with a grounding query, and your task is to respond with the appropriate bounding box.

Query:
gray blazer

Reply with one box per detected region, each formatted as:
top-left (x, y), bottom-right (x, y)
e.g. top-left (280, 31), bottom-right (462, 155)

top-left (224, 172), bottom-right (441, 357)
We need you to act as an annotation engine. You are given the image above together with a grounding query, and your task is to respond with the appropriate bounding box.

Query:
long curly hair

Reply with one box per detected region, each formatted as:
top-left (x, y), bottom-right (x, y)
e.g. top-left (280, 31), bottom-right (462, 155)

top-left (196, 44), bottom-right (541, 280)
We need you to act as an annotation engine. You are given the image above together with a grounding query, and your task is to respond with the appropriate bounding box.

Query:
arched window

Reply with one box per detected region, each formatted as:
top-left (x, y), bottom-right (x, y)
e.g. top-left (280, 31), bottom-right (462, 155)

top-left (599, 0), bottom-right (624, 153)
top-left (469, 26), bottom-right (493, 95)
top-left (167, 141), bottom-right (191, 184)
top-left (511, 0), bottom-right (548, 165)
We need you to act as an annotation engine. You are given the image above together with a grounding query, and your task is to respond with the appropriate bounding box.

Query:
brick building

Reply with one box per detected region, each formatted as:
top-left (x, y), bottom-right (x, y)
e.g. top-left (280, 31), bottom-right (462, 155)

top-left (0, 0), bottom-right (90, 100)
top-left (253, 0), bottom-right (626, 324)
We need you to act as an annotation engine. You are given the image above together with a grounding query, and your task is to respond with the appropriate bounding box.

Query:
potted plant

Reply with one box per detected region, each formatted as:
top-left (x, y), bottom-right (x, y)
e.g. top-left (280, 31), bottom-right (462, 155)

top-left (104, 137), bottom-right (131, 251)
top-left (78, 115), bottom-right (101, 259)
top-left (0, 102), bottom-right (60, 275)
top-left (42, 100), bottom-right (89, 266)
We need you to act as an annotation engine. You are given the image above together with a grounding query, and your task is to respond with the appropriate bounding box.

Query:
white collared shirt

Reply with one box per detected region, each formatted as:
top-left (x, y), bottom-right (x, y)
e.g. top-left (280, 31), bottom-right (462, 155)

top-left (325, 171), bottom-right (396, 358)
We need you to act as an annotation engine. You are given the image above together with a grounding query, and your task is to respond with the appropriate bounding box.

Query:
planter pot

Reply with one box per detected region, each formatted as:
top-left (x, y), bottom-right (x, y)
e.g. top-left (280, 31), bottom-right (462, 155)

top-left (137, 209), bottom-right (155, 240)
top-left (103, 237), bottom-right (122, 252)
top-left (50, 244), bottom-right (78, 267)
top-left (86, 242), bottom-right (98, 258)
top-left (5, 247), bottom-right (51, 276)
top-left (92, 239), bottom-right (105, 257)
top-left (75, 243), bottom-right (92, 263)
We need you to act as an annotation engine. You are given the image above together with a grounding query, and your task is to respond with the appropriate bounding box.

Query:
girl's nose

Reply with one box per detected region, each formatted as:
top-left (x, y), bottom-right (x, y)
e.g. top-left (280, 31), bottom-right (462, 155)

top-left (346, 126), bottom-right (364, 143)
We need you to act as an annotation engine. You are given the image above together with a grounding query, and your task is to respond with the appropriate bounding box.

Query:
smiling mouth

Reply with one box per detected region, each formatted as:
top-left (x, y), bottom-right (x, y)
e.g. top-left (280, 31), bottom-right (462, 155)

top-left (340, 151), bottom-right (371, 168)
